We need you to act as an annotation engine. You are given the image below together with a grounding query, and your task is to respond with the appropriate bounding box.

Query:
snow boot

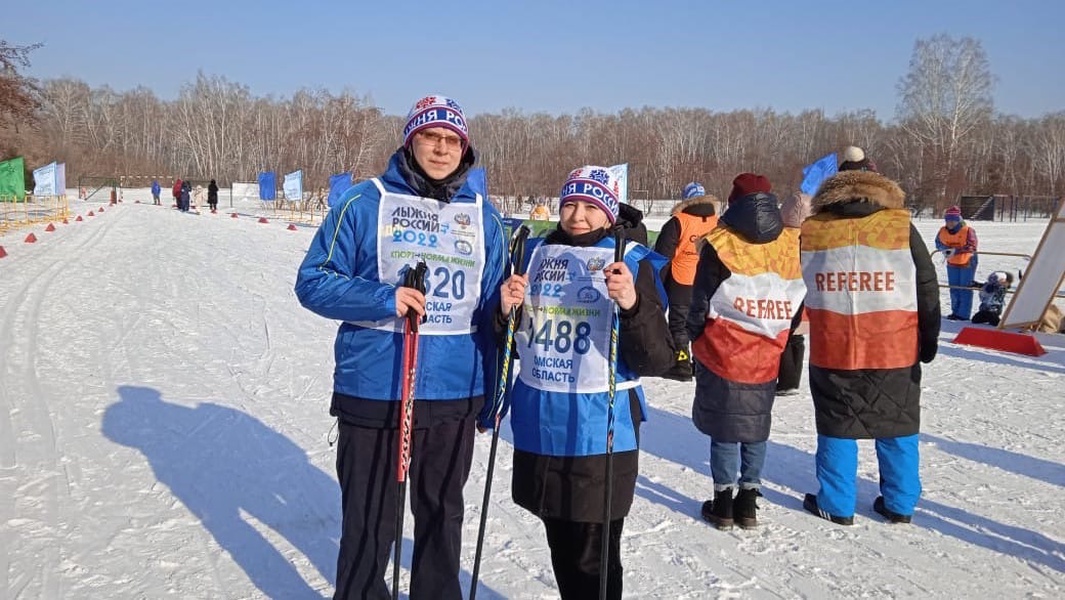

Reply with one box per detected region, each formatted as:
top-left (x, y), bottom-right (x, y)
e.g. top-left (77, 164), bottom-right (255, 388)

top-left (662, 350), bottom-right (693, 382)
top-left (873, 496), bottom-right (912, 524)
top-left (701, 488), bottom-right (734, 530)
top-left (734, 488), bottom-right (761, 529)
top-left (802, 493), bottom-right (854, 526)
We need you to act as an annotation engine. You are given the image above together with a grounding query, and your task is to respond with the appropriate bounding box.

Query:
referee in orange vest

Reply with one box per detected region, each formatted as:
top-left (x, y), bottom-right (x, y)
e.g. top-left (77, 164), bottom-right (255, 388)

top-left (800, 168), bottom-right (940, 525)
top-left (653, 182), bottom-right (720, 381)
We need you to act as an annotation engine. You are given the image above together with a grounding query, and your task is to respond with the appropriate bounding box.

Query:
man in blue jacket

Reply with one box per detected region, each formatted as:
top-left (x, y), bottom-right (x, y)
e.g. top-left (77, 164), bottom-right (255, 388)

top-left (295, 94), bottom-right (507, 600)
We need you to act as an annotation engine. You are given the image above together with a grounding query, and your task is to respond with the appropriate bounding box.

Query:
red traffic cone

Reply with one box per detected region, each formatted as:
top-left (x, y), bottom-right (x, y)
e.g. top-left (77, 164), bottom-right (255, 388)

top-left (62, 218), bottom-right (69, 225)
top-left (231, 213), bottom-right (238, 218)
top-left (287, 223), bottom-right (298, 231)
top-left (75, 215), bottom-right (83, 222)
top-left (99, 206), bottom-right (105, 212)
top-left (25, 233), bottom-right (37, 243)
top-left (0, 246), bottom-right (7, 259)
top-left (45, 223), bottom-right (56, 232)
top-left (87, 211), bottom-right (95, 217)
top-left (258, 217), bottom-right (269, 224)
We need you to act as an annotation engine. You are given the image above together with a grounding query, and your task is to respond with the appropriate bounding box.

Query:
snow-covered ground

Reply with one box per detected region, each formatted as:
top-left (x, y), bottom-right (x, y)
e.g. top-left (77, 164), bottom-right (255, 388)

top-left (1, 198), bottom-right (1062, 599)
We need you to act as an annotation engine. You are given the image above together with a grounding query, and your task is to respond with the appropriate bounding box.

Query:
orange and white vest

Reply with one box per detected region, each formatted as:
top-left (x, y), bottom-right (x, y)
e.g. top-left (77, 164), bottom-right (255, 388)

top-left (691, 227), bottom-right (806, 384)
top-left (937, 224), bottom-right (974, 266)
top-left (670, 212), bottom-right (719, 285)
top-left (801, 209), bottom-right (918, 370)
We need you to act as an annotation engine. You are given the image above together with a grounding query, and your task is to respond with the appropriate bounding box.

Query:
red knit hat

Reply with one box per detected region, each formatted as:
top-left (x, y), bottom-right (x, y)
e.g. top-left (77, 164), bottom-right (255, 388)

top-left (944, 205), bottom-right (962, 220)
top-left (728, 173), bottom-right (772, 204)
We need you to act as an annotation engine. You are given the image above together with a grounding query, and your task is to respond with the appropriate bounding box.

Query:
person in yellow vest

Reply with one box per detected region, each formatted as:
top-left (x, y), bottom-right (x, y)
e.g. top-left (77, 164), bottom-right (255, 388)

top-left (529, 198), bottom-right (551, 221)
top-left (653, 181), bottom-right (720, 381)
top-left (686, 173), bottom-right (807, 529)
top-left (935, 205), bottom-right (979, 320)
top-left (799, 170), bottom-right (941, 526)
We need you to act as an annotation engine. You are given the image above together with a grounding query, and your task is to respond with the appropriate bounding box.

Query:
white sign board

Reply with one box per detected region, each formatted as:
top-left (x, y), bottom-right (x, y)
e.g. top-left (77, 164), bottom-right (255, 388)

top-left (999, 197), bottom-right (1065, 329)
top-left (33, 161), bottom-right (57, 196)
top-left (283, 170), bottom-right (303, 202)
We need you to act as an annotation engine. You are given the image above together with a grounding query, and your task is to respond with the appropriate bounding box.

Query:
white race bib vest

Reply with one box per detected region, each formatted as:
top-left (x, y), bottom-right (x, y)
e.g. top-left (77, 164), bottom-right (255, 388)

top-left (350, 179), bottom-right (485, 335)
top-left (516, 244), bottom-right (634, 393)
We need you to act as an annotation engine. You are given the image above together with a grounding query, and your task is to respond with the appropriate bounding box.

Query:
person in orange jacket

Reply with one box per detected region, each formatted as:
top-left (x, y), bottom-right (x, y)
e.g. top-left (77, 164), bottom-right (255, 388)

top-left (935, 205), bottom-right (979, 320)
top-left (653, 182), bottom-right (719, 381)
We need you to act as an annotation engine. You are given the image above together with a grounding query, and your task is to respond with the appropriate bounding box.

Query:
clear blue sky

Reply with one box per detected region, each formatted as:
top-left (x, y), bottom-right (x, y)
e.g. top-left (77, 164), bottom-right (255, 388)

top-left (7, 0), bottom-right (1064, 120)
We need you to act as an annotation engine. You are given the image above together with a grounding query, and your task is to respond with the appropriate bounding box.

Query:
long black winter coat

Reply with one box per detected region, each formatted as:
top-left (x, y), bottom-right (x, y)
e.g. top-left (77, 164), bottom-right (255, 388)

top-left (685, 192), bottom-right (803, 443)
top-left (806, 172), bottom-right (940, 439)
top-left (505, 220), bottom-right (674, 522)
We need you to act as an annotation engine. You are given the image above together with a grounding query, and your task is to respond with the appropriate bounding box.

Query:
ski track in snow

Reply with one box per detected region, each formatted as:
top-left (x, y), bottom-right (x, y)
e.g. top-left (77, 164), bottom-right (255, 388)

top-left (1, 195), bottom-right (1063, 599)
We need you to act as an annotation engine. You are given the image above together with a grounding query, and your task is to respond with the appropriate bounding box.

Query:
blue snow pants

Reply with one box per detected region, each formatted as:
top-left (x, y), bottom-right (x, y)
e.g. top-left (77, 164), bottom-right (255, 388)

top-left (947, 260), bottom-right (977, 319)
top-left (815, 434), bottom-right (921, 518)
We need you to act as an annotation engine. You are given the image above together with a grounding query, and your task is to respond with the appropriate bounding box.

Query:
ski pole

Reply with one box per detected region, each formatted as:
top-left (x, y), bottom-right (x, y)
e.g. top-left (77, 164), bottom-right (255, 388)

top-left (393, 261), bottom-right (427, 600)
top-left (469, 225), bottom-right (531, 600)
top-left (600, 228), bottom-right (625, 600)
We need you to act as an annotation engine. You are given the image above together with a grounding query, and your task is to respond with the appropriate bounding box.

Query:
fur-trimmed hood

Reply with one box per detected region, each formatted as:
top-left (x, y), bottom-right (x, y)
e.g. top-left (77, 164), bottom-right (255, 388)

top-left (671, 195), bottom-right (720, 217)
top-left (811, 170), bottom-right (906, 213)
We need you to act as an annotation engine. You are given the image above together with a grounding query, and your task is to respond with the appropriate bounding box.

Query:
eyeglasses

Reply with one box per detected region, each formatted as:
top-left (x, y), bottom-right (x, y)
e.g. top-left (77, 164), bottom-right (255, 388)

top-left (416, 130), bottom-right (464, 151)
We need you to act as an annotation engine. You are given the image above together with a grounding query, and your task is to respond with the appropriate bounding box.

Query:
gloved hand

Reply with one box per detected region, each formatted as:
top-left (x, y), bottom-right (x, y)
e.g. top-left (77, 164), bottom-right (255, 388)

top-left (920, 343), bottom-right (938, 364)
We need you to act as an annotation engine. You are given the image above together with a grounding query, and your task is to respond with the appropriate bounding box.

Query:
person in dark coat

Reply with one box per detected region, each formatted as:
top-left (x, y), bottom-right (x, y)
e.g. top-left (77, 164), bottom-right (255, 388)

top-left (654, 182), bottom-right (720, 381)
top-left (686, 173), bottom-right (806, 530)
top-left (180, 181), bottom-right (192, 212)
top-left (497, 165), bottom-right (673, 600)
top-left (207, 179), bottom-right (219, 213)
top-left (799, 170), bottom-right (940, 525)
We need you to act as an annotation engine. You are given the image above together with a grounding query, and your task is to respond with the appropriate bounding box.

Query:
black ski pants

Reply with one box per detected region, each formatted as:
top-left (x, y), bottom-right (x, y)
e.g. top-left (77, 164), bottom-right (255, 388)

top-left (542, 517), bottom-right (624, 600)
top-left (333, 418), bottom-right (476, 600)
top-left (666, 279), bottom-right (693, 353)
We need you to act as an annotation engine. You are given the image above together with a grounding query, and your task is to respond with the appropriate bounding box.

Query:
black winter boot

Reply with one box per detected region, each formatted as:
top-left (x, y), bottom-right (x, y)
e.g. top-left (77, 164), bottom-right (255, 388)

top-left (734, 488), bottom-right (761, 529)
top-left (803, 493), bottom-right (854, 526)
top-left (873, 496), bottom-right (912, 524)
top-left (701, 488), bottom-right (734, 530)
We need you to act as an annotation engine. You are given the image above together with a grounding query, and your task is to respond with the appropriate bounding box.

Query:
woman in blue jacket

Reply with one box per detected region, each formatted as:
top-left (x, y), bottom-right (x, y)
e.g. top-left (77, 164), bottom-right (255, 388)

top-left (497, 166), bottom-right (673, 600)
top-left (295, 95), bottom-right (506, 600)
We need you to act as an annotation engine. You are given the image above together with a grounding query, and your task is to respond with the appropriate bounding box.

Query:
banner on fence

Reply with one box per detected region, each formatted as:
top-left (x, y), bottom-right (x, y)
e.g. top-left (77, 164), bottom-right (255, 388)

top-left (257, 172), bottom-right (276, 200)
top-left (0, 156), bottom-right (26, 201)
top-left (33, 161), bottom-right (58, 196)
top-left (283, 170), bottom-right (303, 202)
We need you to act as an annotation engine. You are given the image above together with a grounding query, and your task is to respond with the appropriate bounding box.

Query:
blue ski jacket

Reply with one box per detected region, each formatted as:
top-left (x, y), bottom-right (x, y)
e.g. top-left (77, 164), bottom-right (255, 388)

top-left (295, 150), bottom-right (507, 402)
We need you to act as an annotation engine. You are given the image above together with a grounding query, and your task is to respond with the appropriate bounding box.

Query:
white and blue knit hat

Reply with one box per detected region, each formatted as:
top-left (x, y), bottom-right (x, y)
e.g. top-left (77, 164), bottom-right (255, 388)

top-left (403, 94), bottom-right (469, 149)
top-left (682, 182), bottom-right (705, 199)
top-left (559, 166), bottom-right (621, 224)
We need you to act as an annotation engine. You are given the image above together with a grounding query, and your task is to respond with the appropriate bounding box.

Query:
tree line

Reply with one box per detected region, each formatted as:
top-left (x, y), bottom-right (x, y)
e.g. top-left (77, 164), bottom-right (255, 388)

top-left (2, 35), bottom-right (1062, 214)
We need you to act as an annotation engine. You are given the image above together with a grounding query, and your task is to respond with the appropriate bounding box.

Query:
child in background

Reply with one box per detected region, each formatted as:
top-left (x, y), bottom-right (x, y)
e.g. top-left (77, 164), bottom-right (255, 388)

top-left (971, 271), bottom-right (1013, 326)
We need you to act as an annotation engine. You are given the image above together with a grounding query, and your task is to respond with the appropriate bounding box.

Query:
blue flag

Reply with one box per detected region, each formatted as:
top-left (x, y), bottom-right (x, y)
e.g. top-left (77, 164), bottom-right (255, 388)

top-left (800, 153), bottom-right (838, 196)
top-left (257, 172), bottom-right (276, 200)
